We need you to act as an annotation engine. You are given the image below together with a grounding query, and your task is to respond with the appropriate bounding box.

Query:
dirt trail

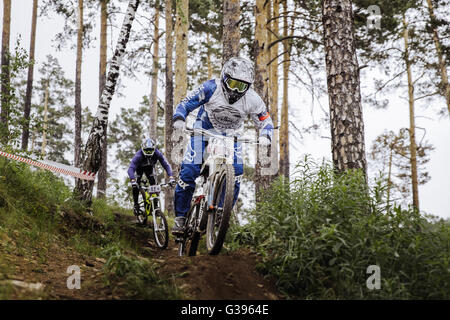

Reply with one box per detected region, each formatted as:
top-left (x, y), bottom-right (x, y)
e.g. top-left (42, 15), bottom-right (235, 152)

top-left (1, 212), bottom-right (281, 300)
top-left (155, 247), bottom-right (280, 300)
top-left (121, 213), bottom-right (282, 300)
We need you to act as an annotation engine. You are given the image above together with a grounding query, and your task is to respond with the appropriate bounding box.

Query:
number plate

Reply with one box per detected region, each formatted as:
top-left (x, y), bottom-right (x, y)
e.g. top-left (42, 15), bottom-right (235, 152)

top-left (148, 185), bottom-right (161, 193)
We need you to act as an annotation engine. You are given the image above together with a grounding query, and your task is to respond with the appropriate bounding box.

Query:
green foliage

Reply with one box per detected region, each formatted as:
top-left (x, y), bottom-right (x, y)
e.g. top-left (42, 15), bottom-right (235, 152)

top-left (30, 55), bottom-right (74, 164)
top-left (0, 40), bottom-right (31, 147)
top-left (101, 244), bottom-right (181, 299)
top-left (231, 158), bottom-right (450, 299)
top-left (0, 157), bottom-right (70, 254)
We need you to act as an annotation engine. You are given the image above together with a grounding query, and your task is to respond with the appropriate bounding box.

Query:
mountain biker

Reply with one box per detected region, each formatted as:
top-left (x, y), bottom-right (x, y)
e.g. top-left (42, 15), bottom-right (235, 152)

top-left (128, 138), bottom-right (176, 217)
top-left (171, 57), bottom-right (274, 235)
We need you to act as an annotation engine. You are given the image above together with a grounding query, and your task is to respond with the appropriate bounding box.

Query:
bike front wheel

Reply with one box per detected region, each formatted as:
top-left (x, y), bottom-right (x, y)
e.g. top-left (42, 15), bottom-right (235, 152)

top-left (206, 164), bottom-right (235, 255)
top-left (152, 209), bottom-right (169, 249)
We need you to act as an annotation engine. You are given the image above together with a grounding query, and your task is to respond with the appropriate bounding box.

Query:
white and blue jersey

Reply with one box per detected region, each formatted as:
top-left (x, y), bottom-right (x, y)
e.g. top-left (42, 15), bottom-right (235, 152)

top-left (173, 78), bottom-right (273, 139)
top-left (173, 79), bottom-right (273, 217)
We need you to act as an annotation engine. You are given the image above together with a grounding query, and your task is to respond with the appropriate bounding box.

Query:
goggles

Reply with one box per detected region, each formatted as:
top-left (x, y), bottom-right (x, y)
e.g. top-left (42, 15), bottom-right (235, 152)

top-left (143, 147), bottom-right (155, 156)
top-left (224, 77), bottom-right (249, 93)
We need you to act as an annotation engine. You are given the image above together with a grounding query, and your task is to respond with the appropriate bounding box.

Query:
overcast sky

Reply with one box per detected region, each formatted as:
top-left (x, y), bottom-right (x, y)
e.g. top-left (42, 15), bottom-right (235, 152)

top-left (3, 1), bottom-right (449, 219)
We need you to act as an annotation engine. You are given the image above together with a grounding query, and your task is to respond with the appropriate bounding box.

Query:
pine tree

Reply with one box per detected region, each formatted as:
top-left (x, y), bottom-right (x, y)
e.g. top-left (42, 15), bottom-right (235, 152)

top-left (0, 0), bottom-right (11, 143)
top-left (164, 0), bottom-right (175, 214)
top-left (33, 55), bottom-right (74, 164)
top-left (21, 0), bottom-right (39, 151)
top-left (322, 0), bottom-right (367, 176)
top-left (254, 0), bottom-right (271, 201)
top-left (149, 1), bottom-right (160, 138)
top-left (222, 0), bottom-right (240, 63)
top-left (74, 0), bottom-right (84, 169)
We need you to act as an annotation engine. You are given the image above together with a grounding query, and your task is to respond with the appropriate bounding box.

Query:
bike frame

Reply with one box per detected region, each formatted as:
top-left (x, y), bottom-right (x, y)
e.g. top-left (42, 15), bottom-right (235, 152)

top-left (185, 128), bottom-right (255, 210)
top-left (140, 181), bottom-right (169, 228)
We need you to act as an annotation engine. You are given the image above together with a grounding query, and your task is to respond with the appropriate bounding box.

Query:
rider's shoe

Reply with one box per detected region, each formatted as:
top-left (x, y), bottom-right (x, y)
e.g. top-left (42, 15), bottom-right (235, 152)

top-left (171, 216), bottom-right (186, 236)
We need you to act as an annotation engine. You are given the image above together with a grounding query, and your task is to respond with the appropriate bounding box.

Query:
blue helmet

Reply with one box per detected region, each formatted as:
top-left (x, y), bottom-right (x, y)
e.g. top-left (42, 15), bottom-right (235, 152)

top-left (141, 138), bottom-right (156, 157)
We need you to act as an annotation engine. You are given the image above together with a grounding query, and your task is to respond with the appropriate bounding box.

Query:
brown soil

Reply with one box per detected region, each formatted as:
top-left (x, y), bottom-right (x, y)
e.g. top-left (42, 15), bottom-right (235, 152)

top-left (1, 212), bottom-right (282, 300)
top-left (156, 247), bottom-right (281, 300)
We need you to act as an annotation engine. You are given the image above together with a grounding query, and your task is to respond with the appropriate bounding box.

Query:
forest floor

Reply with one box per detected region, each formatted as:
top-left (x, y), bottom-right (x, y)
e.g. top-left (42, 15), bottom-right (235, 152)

top-left (0, 212), bottom-right (282, 300)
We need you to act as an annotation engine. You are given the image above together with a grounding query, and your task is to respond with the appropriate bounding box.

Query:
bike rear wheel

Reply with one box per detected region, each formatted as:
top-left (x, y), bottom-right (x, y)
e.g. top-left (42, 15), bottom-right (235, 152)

top-left (178, 199), bottom-right (204, 256)
top-left (206, 164), bottom-right (235, 255)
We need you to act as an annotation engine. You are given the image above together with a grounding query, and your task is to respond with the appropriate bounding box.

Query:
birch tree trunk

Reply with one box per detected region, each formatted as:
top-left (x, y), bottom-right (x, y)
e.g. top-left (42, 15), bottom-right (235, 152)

top-left (279, 0), bottom-right (290, 179)
top-left (322, 0), bottom-right (367, 176)
top-left (97, 0), bottom-right (108, 198)
top-left (164, 0), bottom-right (175, 214)
top-left (402, 15), bottom-right (419, 210)
top-left (74, 0), bottom-right (84, 169)
top-left (174, 0), bottom-right (188, 106)
top-left (425, 0), bottom-right (450, 116)
top-left (21, 0), bottom-right (38, 151)
top-left (254, 0), bottom-right (270, 201)
top-left (74, 0), bottom-right (140, 205)
top-left (149, 3), bottom-right (160, 138)
top-left (0, 0), bottom-right (11, 143)
top-left (222, 0), bottom-right (240, 64)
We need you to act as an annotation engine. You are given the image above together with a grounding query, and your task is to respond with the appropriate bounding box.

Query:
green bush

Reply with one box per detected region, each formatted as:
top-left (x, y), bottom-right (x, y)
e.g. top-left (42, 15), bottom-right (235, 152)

top-left (234, 159), bottom-right (449, 299)
top-left (102, 245), bottom-right (180, 299)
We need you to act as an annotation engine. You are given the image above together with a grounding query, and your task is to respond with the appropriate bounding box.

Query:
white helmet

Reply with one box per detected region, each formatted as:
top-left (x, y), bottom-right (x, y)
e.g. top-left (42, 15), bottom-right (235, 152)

top-left (221, 57), bottom-right (255, 104)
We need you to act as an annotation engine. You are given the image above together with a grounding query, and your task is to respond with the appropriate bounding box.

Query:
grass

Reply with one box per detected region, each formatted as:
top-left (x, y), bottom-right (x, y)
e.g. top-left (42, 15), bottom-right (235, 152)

top-left (230, 158), bottom-right (450, 299)
top-left (0, 158), bottom-right (180, 299)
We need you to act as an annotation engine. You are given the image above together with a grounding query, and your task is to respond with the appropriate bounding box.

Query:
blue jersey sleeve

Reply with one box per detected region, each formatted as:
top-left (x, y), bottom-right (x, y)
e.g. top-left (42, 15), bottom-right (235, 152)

top-left (173, 79), bottom-right (217, 122)
top-left (127, 150), bottom-right (143, 180)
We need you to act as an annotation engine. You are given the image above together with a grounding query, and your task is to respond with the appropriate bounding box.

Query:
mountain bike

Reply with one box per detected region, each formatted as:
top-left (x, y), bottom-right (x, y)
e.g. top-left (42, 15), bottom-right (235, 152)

top-left (176, 127), bottom-right (257, 256)
top-left (136, 179), bottom-right (171, 249)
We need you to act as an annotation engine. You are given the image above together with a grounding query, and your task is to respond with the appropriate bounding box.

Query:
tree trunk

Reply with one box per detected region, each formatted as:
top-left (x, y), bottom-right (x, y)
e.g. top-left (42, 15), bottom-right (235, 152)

top-left (254, 0), bottom-right (270, 201)
top-left (0, 0), bottom-right (11, 143)
top-left (222, 0), bottom-right (240, 64)
top-left (268, 0), bottom-right (279, 178)
top-left (164, 0), bottom-right (175, 214)
top-left (21, 0), bottom-right (38, 151)
top-left (149, 4), bottom-right (160, 138)
top-left (174, 0), bottom-right (189, 106)
top-left (386, 147), bottom-right (393, 210)
top-left (402, 15), bottom-right (419, 210)
top-left (207, 33), bottom-right (213, 78)
top-left (74, 0), bottom-right (84, 169)
top-left (96, 0), bottom-right (108, 199)
top-left (74, 0), bottom-right (140, 205)
top-left (279, 0), bottom-right (290, 179)
top-left (41, 81), bottom-right (49, 157)
top-left (425, 0), bottom-right (450, 116)
top-left (322, 0), bottom-right (367, 176)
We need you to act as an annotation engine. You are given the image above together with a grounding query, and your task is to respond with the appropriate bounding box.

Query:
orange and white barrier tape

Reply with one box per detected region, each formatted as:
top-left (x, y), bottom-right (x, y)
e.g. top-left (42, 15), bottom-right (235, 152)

top-left (0, 150), bottom-right (96, 181)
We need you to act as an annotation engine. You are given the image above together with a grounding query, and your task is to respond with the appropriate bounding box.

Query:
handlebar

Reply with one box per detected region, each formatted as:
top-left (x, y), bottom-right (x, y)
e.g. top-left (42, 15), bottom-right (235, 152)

top-left (139, 180), bottom-right (174, 188)
top-left (184, 127), bottom-right (259, 144)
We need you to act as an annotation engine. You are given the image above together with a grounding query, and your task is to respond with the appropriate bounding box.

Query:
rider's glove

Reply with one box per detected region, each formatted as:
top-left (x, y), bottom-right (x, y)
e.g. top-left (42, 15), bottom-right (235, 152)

top-left (259, 135), bottom-right (271, 146)
top-left (130, 179), bottom-right (138, 188)
top-left (169, 176), bottom-right (177, 187)
top-left (173, 119), bottom-right (185, 131)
